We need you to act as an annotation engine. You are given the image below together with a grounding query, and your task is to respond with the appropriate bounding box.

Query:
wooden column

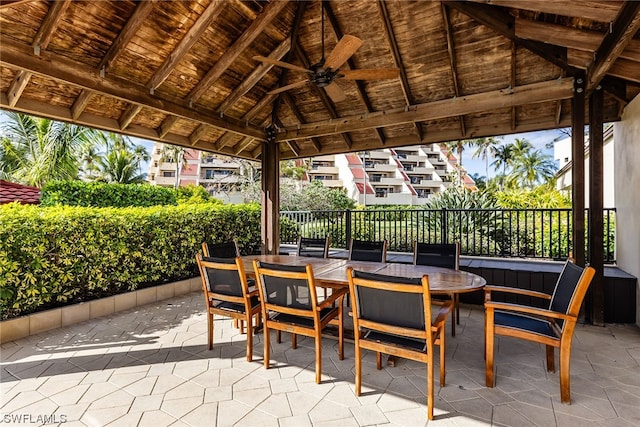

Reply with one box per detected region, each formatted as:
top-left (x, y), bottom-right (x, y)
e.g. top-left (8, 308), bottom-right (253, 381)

top-left (571, 75), bottom-right (586, 267)
top-left (588, 87), bottom-right (604, 326)
top-left (261, 132), bottom-right (280, 255)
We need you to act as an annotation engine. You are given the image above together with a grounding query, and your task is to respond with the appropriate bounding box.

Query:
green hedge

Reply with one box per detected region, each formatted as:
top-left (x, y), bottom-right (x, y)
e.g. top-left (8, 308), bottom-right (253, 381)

top-left (0, 202), bottom-right (263, 320)
top-left (40, 181), bottom-right (177, 207)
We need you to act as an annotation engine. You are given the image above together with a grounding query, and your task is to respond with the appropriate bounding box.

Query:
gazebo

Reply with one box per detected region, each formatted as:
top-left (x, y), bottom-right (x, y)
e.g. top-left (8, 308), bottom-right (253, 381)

top-left (1, 0), bottom-right (639, 325)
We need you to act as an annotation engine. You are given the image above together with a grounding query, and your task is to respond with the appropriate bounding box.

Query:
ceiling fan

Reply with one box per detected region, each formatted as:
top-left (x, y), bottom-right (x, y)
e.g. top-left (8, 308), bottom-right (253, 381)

top-left (253, 2), bottom-right (399, 103)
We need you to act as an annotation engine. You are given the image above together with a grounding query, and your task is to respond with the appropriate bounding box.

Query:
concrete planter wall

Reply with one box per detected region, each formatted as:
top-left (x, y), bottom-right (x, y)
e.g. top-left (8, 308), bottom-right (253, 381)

top-left (0, 277), bottom-right (202, 344)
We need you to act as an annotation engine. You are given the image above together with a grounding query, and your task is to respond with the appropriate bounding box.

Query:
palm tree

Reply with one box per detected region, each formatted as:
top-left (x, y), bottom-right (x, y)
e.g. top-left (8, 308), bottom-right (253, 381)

top-left (94, 150), bottom-right (147, 184)
top-left (510, 138), bottom-right (534, 159)
top-left (511, 149), bottom-right (557, 188)
top-left (471, 136), bottom-right (503, 179)
top-left (0, 112), bottom-right (98, 186)
top-left (490, 144), bottom-right (514, 190)
top-left (160, 144), bottom-right (186, 188)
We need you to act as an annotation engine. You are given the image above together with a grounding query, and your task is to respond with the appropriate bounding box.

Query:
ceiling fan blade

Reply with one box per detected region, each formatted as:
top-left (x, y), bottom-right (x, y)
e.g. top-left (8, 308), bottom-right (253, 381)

top-left (252, 56), bottom-right (311, 74)
top-left (323, 35), bottom-right (363, 70)
top-left (267, 80), bottom-right (309, 95)
top-left (324, 82), bottom-right (346, 103)
top-left (340, 68), bottom-right (400, 80)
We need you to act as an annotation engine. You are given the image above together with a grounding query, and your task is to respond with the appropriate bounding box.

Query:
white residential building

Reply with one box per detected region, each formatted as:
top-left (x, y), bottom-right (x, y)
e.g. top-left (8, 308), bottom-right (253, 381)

top-left (554, 125), bottom-right (615, 207)
top-left (148, 142), bottom-right (470, 205)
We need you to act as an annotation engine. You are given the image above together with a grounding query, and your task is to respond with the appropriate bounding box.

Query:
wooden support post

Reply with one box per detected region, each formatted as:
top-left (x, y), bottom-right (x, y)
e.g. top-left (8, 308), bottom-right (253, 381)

top-left (261, 133), bottom-right (280, 255)
top-left (571, 75), bottom-right (586, 267)
top-left (589, 87), bottom-right (604, 326)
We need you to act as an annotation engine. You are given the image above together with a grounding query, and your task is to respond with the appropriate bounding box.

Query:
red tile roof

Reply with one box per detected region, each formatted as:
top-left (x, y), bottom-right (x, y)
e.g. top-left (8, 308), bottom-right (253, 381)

top-left (0, 180), bottom-right (41, 204)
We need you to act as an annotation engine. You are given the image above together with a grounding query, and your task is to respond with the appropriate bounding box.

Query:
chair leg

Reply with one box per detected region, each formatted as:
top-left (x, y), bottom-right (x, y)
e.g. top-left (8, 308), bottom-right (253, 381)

top-left (315, 333), bottom-right (322, 384)
top-left (208, 312), bottom-right (214, 350)
top-left (485, 309), bottom-right (495, 387)
top-left (439, 329), bottom-right (446, 387)
top-left (277, 330), bottom-right (282, 344)
top-left (546, 345), bottom-right (555, 372)
top-left (338, 297), bottom-right (344, 360)
top-left (292, 333), bottom-right (297, 349)
top-left (264, 326), bottom-right (271, 369)
top-left (450, 293), bottom-right (457, 337)
top-left (239, 320), bottom-right (245, 335)
top-left (376, 352), bottom-right (382, 370)
top-left (559, 345), bottom-right (571, 403)
top-left (355, 343), bottom-right (362, 395)
top-left (427, 359), bottom-right (434, 420)
top-left (246, 316), bottom-right (253, 362)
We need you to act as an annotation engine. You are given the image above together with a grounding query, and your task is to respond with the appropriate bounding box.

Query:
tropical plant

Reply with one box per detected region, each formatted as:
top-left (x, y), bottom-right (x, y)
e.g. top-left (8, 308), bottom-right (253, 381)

top-left (94, 150), bottom-right (147, 184)
top-left (471, 136), bottom-right (503, 179)
top-left (159, 143), bottom-right (186, 189)
top-left (491, 144), bottom-right (514, 190)
top-left (0, 112), bottom-right (99, 186)
top-left (510, 149), bottom-right (558, 188)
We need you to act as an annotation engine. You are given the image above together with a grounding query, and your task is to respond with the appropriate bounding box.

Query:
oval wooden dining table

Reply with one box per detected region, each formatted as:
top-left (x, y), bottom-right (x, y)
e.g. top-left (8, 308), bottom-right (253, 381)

top-left (241, 254), bottom-right (486, 336)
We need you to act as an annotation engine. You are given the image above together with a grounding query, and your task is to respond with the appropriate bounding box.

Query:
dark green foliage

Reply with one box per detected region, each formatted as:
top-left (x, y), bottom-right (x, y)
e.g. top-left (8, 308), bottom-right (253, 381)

top-left (0, 203), bottom-right (263, 319)
top-left (174, 184), bottom-right (219, 204)
top-left (40, 181), bottom-right (176, 207)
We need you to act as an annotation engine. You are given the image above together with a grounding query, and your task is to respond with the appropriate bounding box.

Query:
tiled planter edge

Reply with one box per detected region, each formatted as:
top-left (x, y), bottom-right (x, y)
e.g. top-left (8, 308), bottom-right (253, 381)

top-left (0, 277), bottom-right (201, 344)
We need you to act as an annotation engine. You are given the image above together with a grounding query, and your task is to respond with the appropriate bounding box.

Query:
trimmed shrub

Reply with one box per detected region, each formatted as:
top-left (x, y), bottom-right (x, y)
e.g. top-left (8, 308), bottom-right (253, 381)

top-left (40, 181), bottom-right (176, 207)
top-left (0, 202), bottom-right (262, 319)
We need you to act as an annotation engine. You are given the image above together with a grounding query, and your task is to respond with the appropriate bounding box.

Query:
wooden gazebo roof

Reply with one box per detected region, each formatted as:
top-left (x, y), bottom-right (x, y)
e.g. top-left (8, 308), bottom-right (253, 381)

top-left (1, 0), bottom-right (639, 161)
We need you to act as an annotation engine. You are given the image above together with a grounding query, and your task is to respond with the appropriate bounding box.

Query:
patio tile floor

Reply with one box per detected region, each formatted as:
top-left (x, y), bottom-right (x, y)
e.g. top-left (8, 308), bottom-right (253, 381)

top-left (1, 291), bottom-right (640, 426)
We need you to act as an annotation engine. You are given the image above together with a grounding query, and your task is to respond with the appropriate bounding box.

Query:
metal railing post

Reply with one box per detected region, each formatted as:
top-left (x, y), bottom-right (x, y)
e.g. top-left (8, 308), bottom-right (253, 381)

top-left (441, 208), bottom-right (448, 244)
top-left (345, 209), bottom-right (352, 250)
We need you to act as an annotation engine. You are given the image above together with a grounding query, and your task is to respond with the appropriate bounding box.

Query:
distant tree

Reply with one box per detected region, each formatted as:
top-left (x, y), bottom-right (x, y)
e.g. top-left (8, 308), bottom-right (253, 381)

top-left (471, 136), bottom-right (503, 179)
top-left (160, 144), bottom-right (186, 189)
top-left (511, 149), bottom-right (557, 188)
top-left (490, 144), bottom-right (514, 190)
top-left (469, 173), bottom-right (486, 190)
top-left (94, 150), bottom-right (147, 184)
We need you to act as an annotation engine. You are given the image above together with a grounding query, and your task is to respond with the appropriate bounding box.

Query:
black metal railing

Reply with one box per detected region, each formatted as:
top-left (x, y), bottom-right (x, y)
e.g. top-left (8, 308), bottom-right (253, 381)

top-left (280, 208), bottom-right (616, 263)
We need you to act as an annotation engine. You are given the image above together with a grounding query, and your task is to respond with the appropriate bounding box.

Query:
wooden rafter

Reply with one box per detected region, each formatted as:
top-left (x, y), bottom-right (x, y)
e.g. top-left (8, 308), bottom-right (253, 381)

top-left (586, 1), bottom-right (640, 92)
top-left (0, 0), bottom-right (32, 8)
top-left (71, 90), bottom-right (92, 120)
top-left (468, 0), bottom-right (621, 22)
top-left (275, 78), bottom-right (575, 142)
top-left (98, 0), bottom-right (157, 73)
top-left (282, 92), bottom-right (321, 153)
top-left (324, 1), bottom-right (385, 145)
top-left (147, 0), bottom-right (226, 91)
top-left (186, 0), bottom-right (288, 103)
top-left (568, 49), bottom-right (640, 84)
top-left (516, 18), bottom-right (640, 63)
top-left (119, 104), bottom-right (142, 130)
top-left (448, 1), bottom-right (572, 72)
top-left (293, 44), bottom-right (353, 149)
top-left (216, 37), bottom-right (291, 114)
top-left (0, 35), bottom-right (265, 139)
top-left (441, 3), bottom-right (465, 138)
top-left (8, 0), bottom-right (70, 107)
top-left (377, 0), bottom-right (423, 141)
top-left (510, 41), bottom-right (517, 131)
top-left (214, 93), bottom-right (277, 150)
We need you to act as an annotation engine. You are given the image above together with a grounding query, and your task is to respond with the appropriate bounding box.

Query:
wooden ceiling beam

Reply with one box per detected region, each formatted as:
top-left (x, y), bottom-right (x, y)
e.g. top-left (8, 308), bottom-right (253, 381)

top-left (8, 1), bottom-right (70, 107)
top-left (293, 44), bottom-right (353, 149)
top-left (147, 0), bottom-right (226, 91)
top-left (377, 0), bottom-right (422, 141)
top-left (467, 0), bottom-right (622, 22)
top-left (275, 78), bottom-right (575, 142)
top-left (118, 104), bottom-right (142, 130)
top-left (213, 93), bottom-right (276, 150)
top-left (71, 90), bottom-right (93, 120)
top-left (448, 1), bottom-right (572, 72)
top-left (0, 36), bottom-right (265, 140)
top-left (586, 1), bottom-right (640, 93)
top-left (282, 92), bottom-right (321, 153)
top-left (186, 0), bottom-right (288, 103)
top-left (324, 1), bottom-right (386, 145)
top-left (568, 49), bottom-right (640, 84)
top-left (510, 41), bottom-right (517, 131)
top-left (217, 37), bottom-right (291, 114)
top-left (441, 3), bottom-right (466, 138)
top-left (98, 0), bottom-right (157, 73)
top-left (189, 124), bottom-right (209, 146)
top-left (516, 17), bottom-right (640, 63)
top-left (0, 0), bottom-right (33, 9)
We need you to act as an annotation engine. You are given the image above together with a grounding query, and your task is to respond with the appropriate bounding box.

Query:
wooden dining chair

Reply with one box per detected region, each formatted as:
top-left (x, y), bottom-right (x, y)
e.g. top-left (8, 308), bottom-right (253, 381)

top-left (296, 236), bottom-right (330, 258)
top-left (349, 239), bottom-right (387, 262)
top-left (253, 260), bottom-right (347, 384)
top-left (346, 268), bottom-right (451, 420)
top-left (484, 259), bottom-right (595, 403)
top-left (195, 254), bottom-right (261, 361)
top-left (414, 242), bottom-right (461, 335)
top-left (202, 240), bottom-right (240, 258)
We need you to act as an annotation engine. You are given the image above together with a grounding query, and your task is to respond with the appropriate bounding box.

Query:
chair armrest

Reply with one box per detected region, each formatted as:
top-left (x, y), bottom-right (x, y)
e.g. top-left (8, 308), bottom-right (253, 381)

top-left (317, 287), bottom-right (348, 309)
top-left (432, 300), bottom-right (452, 330)
top-left (484, 285), bottom-right (552, 302)
top-left (485, 301), bottom-right (571, 321)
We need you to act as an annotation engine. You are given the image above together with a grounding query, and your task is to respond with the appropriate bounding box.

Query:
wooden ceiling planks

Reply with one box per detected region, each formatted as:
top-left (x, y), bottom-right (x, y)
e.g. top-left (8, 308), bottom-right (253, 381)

top-left (0, 0), bottom-right (637, 161)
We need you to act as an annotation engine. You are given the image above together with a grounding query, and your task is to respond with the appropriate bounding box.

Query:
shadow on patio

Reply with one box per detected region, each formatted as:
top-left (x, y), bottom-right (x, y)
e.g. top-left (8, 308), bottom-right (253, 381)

top-left (2, 291), bottom-right (640, 426)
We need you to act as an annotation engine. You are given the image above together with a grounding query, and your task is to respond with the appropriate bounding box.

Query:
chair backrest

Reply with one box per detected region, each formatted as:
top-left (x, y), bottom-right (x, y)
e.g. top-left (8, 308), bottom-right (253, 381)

top-left (349, 239), bottom-right (387, 262)
top-left (196, 253), bottom-right (248, 300)
top-left (297, 236), bottom-right (330, 258)
top-left (549, 259), bottom-right (596, 328)
top-left (202, 240), bottom-right (240, 258)
top-left (413, 242), bottom-right (459, 269)
top-left (347, 268), bottom-right (433, 341)
top-left (253, 261), bottom-right (318, 312)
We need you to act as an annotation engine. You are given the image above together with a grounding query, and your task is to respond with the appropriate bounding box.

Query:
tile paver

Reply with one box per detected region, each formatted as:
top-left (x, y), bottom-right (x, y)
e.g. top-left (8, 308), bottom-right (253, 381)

top-left (1, 291), bottom-right (639, 426)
